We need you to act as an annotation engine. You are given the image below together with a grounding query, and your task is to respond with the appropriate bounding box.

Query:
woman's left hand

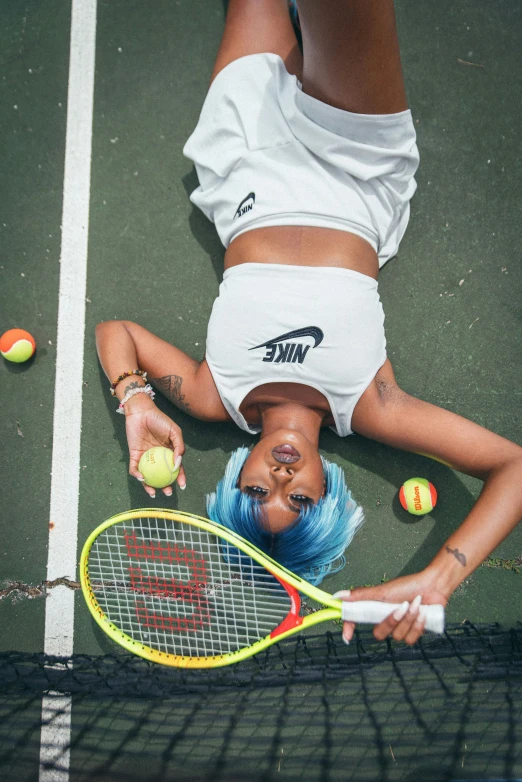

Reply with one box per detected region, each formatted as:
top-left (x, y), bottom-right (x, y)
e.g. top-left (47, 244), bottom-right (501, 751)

top-left (334, 570), bottom-right (449, 646)
top-left (125, 402), bottom-right (187, 496)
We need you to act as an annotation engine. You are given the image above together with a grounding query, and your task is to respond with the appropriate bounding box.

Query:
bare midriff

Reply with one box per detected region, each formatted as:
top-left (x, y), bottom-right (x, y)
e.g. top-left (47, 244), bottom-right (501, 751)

top-left (224, 225), bottom-right (379, 279)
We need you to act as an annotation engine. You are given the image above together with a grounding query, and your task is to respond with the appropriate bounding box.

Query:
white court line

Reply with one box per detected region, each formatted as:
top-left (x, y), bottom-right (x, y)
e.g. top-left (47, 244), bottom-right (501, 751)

top-left (39, 1), bottom-right (97, 780)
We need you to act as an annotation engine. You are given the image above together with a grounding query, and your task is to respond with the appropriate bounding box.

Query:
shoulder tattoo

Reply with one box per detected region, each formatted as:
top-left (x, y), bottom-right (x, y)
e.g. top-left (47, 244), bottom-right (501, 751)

top-left (150, 374), bottom-right (191, 414)
top-left (376, 376), bottom-right (404, 404)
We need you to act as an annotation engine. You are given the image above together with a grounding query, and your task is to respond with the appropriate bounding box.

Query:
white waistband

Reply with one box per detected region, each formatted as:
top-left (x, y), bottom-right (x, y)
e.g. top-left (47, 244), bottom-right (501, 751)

top-left (223, 262), bottom-right (378, 288)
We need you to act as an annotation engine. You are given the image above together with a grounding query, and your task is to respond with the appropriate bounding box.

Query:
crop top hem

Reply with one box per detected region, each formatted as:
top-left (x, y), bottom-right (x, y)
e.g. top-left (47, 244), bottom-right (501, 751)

top-left (230, 213), bottom-right (379, 253)
top-left (205, 358), bottom-right (388, 438)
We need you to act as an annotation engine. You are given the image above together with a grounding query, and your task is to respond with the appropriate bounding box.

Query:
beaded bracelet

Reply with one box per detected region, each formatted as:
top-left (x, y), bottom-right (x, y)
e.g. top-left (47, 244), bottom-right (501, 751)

top-left (116, 384), bottom-right (155, 414)
top-left (110, 370), bottom-right (147, 396)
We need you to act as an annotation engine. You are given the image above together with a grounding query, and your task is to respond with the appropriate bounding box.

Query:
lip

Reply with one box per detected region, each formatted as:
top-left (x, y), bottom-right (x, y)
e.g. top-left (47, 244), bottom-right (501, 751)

top-left (271, 445), bottom-right (301, 464)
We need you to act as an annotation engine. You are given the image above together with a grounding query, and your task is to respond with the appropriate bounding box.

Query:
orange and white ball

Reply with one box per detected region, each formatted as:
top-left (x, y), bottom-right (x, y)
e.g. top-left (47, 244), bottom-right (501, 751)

top-left (399, 478), bottom-right (437, 515)
top-left (0, 328), bottom-right (36, 363)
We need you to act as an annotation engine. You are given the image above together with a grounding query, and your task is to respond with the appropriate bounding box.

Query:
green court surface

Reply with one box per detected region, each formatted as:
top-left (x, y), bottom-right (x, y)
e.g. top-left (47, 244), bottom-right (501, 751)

top-left (1, 0), bottom-right (521, 780)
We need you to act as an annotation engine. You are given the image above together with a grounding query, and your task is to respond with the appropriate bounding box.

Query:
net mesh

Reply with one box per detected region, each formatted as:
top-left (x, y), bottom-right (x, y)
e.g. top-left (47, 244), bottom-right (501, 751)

top-left (86, 516), bottom-right (295, 658)
top-left (1, 622), bottom-right (521, 781)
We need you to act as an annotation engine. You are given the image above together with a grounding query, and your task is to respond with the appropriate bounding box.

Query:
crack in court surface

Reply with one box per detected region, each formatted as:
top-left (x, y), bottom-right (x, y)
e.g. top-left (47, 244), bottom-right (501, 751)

top-left (2, 558), bottom-right (518, 604)
top-left (0, 577), bottom-right (81, 601)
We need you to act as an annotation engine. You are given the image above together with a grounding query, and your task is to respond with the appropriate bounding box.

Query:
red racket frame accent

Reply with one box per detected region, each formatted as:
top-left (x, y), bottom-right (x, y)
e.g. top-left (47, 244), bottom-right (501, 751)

top-left (269, 573), bottom-right (304, 638)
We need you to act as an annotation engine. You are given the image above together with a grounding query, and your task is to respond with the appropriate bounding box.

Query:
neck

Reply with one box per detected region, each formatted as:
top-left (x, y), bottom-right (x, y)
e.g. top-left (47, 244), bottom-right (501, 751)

top-left (258, 403), bottom-right (325, 447)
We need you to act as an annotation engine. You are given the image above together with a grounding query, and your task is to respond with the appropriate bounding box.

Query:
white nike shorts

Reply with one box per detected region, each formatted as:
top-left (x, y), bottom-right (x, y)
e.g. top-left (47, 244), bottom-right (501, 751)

top-left (183, 53), bottom-right (420, 267)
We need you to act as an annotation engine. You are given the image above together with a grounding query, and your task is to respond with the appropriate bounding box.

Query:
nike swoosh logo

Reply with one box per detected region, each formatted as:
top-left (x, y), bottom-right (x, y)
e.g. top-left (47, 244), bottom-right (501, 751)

top-left (234, 192), bottom-right (256, 218)
top-left (249, 327), bottom-right (324, 351)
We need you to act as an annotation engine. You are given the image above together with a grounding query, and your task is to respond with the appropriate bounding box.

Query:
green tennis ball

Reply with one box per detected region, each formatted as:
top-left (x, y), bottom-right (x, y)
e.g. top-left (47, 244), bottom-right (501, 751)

top-left (138, 447), bottom-right (180, 489)
top-left (0, 328), bottom-right (36, 363)
top-left (399, 478), bottom-right (437, 515)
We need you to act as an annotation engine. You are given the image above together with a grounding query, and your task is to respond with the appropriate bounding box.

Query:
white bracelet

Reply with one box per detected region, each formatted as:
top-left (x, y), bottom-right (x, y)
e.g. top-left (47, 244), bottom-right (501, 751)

top-left (116, 384), bottom-right (155, 414)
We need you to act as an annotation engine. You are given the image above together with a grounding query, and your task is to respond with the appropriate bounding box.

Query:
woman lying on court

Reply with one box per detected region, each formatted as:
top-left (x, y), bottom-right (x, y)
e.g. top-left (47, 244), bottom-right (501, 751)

top-left (95, 0), bottom-right (522, 645)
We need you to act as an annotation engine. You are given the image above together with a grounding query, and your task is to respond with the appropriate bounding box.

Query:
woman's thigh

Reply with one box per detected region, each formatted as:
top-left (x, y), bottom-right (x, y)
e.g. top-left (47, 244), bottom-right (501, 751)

top-left (210, 0), bottom-right (302, 84)
top-left (298, 0), bottom-right (408, 114)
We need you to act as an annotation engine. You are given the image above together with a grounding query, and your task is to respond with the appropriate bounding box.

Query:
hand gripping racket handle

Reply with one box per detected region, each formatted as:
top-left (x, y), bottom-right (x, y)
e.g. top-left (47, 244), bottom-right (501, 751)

top-left (340, 600), bottom-right (445, 634)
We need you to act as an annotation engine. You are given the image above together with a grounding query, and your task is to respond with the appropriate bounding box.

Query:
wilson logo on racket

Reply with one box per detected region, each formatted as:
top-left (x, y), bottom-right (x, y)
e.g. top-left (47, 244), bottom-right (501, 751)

top-left (125, 531), bottom-right (211, 633)
top-left (80, 510), bottom-right (445, 669)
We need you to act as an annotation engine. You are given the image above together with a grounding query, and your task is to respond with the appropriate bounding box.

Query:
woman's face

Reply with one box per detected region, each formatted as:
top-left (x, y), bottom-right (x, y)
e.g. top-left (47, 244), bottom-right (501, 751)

top-left (238, 430), bottom-right (326, 532)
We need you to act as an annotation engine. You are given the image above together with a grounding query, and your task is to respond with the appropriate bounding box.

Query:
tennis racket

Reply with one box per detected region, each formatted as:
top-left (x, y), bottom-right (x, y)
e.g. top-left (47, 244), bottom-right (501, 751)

top-left (80, 508), bottom-right (445, 668)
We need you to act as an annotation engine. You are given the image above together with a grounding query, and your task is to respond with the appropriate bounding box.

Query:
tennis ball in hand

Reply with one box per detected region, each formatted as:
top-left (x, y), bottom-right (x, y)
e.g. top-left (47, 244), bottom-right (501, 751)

top-left (0, 328), bottom-right (36, 363)
top-left (399, 478), bottom-right (437, 515)
top-left (138, 447), bottom-right (180, 489)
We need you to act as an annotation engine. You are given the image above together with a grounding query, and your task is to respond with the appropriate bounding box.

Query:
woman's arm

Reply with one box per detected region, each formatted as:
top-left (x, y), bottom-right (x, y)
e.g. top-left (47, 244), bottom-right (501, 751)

top-left (96, 320), bottom-right (230, 496)
top-left (344, 359), bottom-right (522, 643)
top-left (96, 320), bottom-right (229, 422)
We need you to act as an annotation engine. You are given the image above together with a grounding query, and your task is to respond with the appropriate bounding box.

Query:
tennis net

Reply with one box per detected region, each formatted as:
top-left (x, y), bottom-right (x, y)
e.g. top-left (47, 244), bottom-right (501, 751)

top-left (1, 622), bottom-right (521, 781)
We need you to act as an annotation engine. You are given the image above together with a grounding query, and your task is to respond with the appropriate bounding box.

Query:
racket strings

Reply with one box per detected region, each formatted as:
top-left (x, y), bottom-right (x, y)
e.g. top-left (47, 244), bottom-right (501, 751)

top-left (87, 517), bottom-right (293, 658)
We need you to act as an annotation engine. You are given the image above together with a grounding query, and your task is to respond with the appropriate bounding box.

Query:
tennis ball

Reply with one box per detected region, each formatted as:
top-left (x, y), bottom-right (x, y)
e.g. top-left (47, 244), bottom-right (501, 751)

top-left (0, 328), bottom-right (36, 363)
top-left (399, 478), bottom-right (437, 515)
top-left (138, 447), bottom-right (180, 489)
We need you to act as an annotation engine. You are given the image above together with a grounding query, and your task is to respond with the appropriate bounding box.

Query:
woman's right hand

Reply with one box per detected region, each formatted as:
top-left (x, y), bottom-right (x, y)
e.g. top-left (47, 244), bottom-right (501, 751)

top-left (123, 395), bottom-right (186, 497)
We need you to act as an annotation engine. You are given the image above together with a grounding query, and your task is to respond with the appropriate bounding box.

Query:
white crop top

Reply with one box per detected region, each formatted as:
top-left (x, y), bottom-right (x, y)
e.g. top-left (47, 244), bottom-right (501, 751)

top-left (183, 53), bottom-right (419, 268)
top-left (205, 264), bottom-right (387, 437)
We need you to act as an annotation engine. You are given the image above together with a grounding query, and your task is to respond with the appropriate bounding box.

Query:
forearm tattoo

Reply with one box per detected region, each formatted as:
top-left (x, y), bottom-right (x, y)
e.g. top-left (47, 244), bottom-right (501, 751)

top-left (151, 374), bottom-right (191, 413)
top-left (445, 546), bottom-right (467, 567)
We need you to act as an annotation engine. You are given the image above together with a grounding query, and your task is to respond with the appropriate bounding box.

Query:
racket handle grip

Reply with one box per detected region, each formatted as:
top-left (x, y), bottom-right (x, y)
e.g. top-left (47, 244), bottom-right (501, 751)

top-left (340, 600), bottom-right (445, 634)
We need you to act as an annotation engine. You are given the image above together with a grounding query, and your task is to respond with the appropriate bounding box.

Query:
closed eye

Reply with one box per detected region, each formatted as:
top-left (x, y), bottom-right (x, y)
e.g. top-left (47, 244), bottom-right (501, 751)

top-left (244, 486), bottom-right (269, 498)
top-left (244, 488), bottom-right (314, 514)
top-left (289, 494), bottom-right (314, 512)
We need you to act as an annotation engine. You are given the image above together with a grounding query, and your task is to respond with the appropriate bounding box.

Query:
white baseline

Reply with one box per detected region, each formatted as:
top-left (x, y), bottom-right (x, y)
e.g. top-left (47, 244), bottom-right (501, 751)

top-left (39, 1), bottom-right (97, 780)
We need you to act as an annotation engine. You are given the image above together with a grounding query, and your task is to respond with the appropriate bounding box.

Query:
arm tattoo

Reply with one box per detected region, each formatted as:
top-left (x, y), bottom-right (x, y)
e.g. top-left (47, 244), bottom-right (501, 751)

top-left (151, 374), bottom-right (191, 413)
top-left (122, 380), bottom-right (143, 395)
top-left (445, 546), bottom-right (467, 567)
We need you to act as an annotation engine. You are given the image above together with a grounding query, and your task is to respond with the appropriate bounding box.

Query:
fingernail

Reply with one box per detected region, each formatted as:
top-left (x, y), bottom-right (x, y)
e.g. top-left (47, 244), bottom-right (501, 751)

top-left (342, 636), bottom-right (350, 646)
top-left (136, 476), bottom-right (144, 482)
top-left (179, 484), bottom-right (186, 491)
top-left (393, 601), bottom-right (409, 621)
top-left (164, 488), bottom-right (173, 497)
top-left (149, 493), bottom-right (156, 499)
top-left (174, 455), bottom-right (182, 470)
top-left (333, 590), bottom-right (351, 599)
top-left (409, 595), bottom-right (422, 615)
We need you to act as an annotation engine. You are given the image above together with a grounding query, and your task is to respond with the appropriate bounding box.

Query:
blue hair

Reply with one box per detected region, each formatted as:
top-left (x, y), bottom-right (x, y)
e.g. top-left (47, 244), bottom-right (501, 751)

top-left (206, 447), bottom-right (364, 586)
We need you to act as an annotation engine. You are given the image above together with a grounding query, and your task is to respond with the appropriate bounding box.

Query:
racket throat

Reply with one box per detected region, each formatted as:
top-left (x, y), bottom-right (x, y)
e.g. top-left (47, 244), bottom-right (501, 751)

top-left (269, 574), bottom-right (304, 639)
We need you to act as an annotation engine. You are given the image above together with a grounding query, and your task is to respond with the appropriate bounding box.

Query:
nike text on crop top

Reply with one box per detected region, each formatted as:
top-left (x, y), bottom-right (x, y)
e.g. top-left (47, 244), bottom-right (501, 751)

top-left (205, 264), bottom-right (387, 437)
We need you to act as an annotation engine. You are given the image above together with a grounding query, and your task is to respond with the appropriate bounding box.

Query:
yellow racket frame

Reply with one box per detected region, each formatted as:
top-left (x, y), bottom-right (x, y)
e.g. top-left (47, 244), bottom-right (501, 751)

top-left (80, 508), bottom-right (344, 668)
